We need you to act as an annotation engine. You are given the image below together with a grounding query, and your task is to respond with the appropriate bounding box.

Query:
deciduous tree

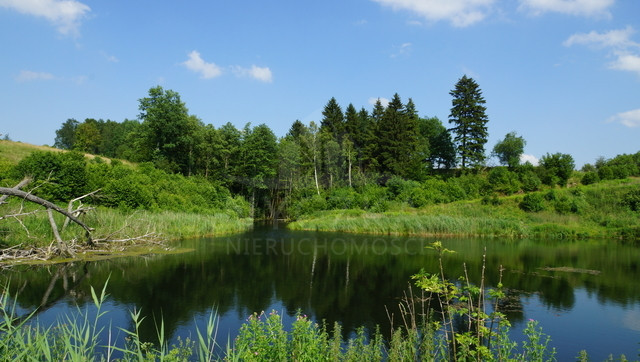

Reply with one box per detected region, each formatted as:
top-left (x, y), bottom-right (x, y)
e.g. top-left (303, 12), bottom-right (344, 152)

top-left (54, 119), bottom-right (79, 150)
top-left (493, 132), bottom-right (526, 169)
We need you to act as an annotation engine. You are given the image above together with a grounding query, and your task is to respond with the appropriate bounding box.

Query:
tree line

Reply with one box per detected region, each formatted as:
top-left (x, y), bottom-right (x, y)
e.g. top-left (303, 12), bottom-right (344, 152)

top-left (49, 77), bottom-right (640, 218)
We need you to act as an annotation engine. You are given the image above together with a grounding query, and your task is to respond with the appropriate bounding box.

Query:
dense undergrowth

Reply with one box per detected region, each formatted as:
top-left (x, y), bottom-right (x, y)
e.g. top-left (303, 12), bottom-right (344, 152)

top-left (0, 146), bottom-right (252, 248)
top-left (288, 178), bottom-right (640, 240)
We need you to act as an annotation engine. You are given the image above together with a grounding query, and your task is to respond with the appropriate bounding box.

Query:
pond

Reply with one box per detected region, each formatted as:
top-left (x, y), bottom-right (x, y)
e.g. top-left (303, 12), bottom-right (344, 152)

top-left (3, 223), bottom-right (640, 360)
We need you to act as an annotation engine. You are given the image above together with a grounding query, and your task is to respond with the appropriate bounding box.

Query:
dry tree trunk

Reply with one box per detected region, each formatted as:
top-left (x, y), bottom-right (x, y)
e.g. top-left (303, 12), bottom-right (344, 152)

top-left (0, 178), bottom-right (96, 256)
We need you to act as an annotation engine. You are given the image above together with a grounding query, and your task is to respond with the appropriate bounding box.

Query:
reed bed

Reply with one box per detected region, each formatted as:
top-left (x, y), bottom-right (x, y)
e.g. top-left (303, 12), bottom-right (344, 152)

top-left (0, 202), bottom-right (252, 249)
top-left (289, 179), bottom-right (640, 239)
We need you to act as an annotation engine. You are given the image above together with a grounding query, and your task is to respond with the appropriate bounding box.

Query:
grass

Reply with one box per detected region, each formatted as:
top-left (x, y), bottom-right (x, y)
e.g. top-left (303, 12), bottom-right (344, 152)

top-left (0, 199), bottom-right (253, 260)
top-left (289, 178), bottom-right (640, 240)
top-left (0, 139), bottom-right (134, 170)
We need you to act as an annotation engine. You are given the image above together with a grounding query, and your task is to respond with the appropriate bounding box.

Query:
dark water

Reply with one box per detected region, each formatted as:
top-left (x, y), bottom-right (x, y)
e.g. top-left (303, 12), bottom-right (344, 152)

top-left (3, 224), bottom-right (640, 360)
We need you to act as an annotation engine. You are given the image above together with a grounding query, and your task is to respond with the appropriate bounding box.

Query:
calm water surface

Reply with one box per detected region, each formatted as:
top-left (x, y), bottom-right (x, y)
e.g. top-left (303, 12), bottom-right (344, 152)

top-left (3, 224), bottom-right (640, 360)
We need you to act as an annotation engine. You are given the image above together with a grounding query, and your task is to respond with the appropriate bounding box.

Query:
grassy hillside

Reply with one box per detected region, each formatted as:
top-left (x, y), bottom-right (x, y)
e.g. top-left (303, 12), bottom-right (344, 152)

top-left (0, 140), bottom-right (133, 170)
top-left (289, 178), bottom-right (640, 240)
top-left (0, 140), bottom-right (252, 252)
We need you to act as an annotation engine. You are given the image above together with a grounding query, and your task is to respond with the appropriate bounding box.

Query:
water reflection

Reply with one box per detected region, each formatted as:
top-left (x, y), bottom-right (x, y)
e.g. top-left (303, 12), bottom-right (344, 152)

top-left (2, 225), bottom-right (639, 360)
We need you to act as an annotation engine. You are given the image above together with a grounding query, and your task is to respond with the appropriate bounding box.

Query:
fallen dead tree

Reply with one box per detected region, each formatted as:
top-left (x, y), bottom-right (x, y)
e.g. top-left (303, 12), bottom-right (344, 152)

top-left (0, 178), bottom-right (167, 263)
top-left (0, 177), bottom-right (95, 257)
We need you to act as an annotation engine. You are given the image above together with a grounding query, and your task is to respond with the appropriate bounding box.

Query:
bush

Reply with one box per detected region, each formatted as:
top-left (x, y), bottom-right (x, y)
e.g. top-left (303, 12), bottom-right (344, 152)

top-left (360, 185), bottom-right (389, 212)
top-left (518, 169), bottom-right (542, 192)
top-left (581, 172), bottom-right (599, 185)
top-left (288, 194), bottom-right (328, 219)
top-left (488, 167), bottom-right (521, 195)
top-left (102, 172), bottom-right (154, 209)
top-left (327, 188), bottom-right (361, 209)
top-left (520, 193), bottom-right (545, 212)
top-left (622, 190), bottom-right (640, 212)
top-left (598, 166), bottom-right (614, 180)
top-left (11, 151), bottom-right (88, 201)
top-left (553, 196), bottom-right (573, 214)
top-left (539, 153), bottom-right (575, 187)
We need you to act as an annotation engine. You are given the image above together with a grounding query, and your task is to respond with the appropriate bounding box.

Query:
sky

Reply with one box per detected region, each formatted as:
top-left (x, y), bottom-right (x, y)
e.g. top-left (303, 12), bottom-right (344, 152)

top-left (1, 0), bottom-right (639, 168)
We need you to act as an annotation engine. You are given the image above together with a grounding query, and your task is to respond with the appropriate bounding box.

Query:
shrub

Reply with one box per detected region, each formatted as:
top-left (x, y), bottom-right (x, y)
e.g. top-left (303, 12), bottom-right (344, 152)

top-left (598, 166), bottom-right (614, 180)
top-left (520, 193), bottom-right (545, 212)
top-left (327, 187), bottom-right (360, 209)
top-left (622, 190), bottom-right (640, 212)
top-left (581, 172), bottom-right (599, 185)
top-left (553, 196), bottom-right (573, 214)
top-left (488, 167), bottom-right (521, 195)
top-left (539, 153), bottom-right (575, 187)
top-left (518, 169), bottom-right (541, 192)
top-left (11, 151), bottom-right (88, 201)
top-left (360, 185), bottom-right (389, 212)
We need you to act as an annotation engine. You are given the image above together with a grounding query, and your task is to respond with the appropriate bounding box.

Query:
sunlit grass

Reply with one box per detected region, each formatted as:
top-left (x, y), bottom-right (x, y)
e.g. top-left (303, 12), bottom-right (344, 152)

top-left (0, 201), bottom-right (252, 249)
top-left (289, 178), bottom-right (640, 240)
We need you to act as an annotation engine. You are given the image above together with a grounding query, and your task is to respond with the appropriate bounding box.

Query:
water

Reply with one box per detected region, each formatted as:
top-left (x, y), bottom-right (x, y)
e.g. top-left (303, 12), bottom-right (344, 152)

top-left (3, 224), bottom-right (640, 360)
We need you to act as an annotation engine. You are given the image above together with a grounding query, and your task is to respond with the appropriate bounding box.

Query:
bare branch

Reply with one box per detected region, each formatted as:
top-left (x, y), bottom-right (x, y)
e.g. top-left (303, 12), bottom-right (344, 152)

top-left (0, 177), bottom-right (32, 204)
top-left (0, 186), bottom-right (94, 236)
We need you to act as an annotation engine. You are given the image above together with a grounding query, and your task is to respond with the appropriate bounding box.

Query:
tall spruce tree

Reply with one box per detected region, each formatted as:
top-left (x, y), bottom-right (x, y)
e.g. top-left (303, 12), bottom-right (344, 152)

top-left (448, 75), bottom-right (489, 169)
top-left (376, 94), bottom-right (422, 179)
top-left (320, 97), bottom-right (345, 142)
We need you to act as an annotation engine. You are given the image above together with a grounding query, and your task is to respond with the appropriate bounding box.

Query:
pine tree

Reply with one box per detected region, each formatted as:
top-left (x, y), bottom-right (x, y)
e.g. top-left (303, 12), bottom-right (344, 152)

top-left (448, 75), bottom-right (489, 169)
top-left (320, 97), bottom-right (345, 142)
top-left (376, 94), bottom-right (423, 179)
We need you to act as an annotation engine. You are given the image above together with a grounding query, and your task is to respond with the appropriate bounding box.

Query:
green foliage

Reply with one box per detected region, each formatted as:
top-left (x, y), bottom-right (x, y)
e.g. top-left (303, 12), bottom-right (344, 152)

top-left (411, 242), bottom-right (557, 361)
top-left (581, 171), bottom-right (600, 185)
top-left (326, 187), bottom-right (360, 209)
top-left (520, 193), bottom-right (545, 212)
top-left (622, 189), bottom-right (640, 212)
top-left (493, 131), bottom-right (526, 168)
top-left (375, 94), bottom-right (425, 179)
top-left (54, 118), bottom-right (79, 149)
top-left (449, 75), bottom-right (490, 169)
top-left (138, 86), bottom-right (196, 174)
top-left (539, 152), bottom-right (575, 187)
top-left (11, 150), bottom-right (88, 201)
top-left (419, 116), bottom-right (456, 170)
top-left (488, 167), bottom-right (521, 195)
top-left (518, 168), bottom-right (542, 192)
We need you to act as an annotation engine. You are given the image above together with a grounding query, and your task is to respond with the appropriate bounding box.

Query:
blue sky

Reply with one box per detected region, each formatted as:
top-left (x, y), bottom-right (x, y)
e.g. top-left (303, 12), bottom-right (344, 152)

top-left (1, 0), bottom-right (639, 168)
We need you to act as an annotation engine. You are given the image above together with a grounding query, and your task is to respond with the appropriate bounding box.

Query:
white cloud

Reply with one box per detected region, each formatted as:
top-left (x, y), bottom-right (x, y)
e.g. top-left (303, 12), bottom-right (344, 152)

top-left (368, 97), bottom-right (390, 107)
top-left (519, 0), bottom-right (614, 17)
top-left (16, 70), bottom-right (55, 82)
top-left (182, 51), bottom-right (222, 79)
top-left (0, 0), bottom-right (90, 35)
top-left (370, 0), bottom-right (495, 27)
top-left (232, 65), bottom-right (273, 83)
top-left (609, 53), bottom-right (640, 76)
top-left (565, 27), bottom-right (640, 77)
top-left (608, 109), bottom-right (640, 128)
top-left (391, 42), bottom-right (412, 58)
top-left (182, 51), bottom-right (272, 82)
top-left (564, 26), bottom-right (639, 49)
top-left (520, 154), bottom-right (540, 166)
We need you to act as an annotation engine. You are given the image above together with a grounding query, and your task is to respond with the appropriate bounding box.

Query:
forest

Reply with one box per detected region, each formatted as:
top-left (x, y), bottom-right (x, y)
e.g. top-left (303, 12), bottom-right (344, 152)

top-left (2, 75), bottom-right (639, 237)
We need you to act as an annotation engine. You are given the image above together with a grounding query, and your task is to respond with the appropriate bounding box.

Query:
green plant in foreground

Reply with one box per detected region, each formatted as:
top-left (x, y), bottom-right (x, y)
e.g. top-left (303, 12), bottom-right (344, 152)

top-left (411, 241), bottom-right (557, 362)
